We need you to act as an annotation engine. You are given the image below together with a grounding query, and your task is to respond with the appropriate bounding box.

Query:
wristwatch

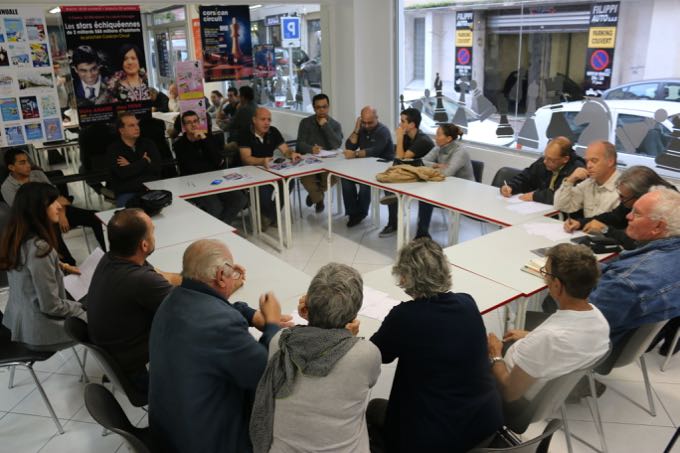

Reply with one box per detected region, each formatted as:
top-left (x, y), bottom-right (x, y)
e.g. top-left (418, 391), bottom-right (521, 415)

top-left (489, 356), bottom-right (504, 366)
top-left (354, 150), bottom-right (360, 158)
top-left (601, 225), bottom-right (609, 234)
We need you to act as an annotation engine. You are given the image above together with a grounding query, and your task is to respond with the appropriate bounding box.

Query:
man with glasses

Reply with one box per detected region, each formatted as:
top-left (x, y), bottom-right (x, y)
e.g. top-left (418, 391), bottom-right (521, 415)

top-left (149, 238), bottom-right (288, 453)
top-left (554, 140), bottom-right (620, 217)
top-left (501, 136), bottom-right (584, 204)
top-left (296, 93), bottom-right (343, 213)
top-left (87, 208), bottom-right (182, 394)
top-left (564, 165), bottom-right (676, 249)
top-left (174, 110), bottom-right (247, 225)
top-left (342, 106), bottom-right (394, 227)
top-left (590, 186), bottom-right (680, 349)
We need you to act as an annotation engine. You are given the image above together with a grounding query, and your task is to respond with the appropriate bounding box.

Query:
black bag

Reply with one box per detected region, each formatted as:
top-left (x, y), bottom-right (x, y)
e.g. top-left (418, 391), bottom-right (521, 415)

top-left (570, 234), bottom-right (621, 254)
top-left (393, 158), bottom-right (424, 167)
top-left (125, 190), bottom-right (172, 216)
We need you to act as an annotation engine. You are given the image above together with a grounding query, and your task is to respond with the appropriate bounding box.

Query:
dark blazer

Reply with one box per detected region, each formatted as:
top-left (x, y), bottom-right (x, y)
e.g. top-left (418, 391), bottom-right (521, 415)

top-left (507, 151), bottom-right (585, 204)
top-left (74, 77), bottom-right (111, 106)
top-left (370, 292), bottom-right (503, 453)
top-left (106, 137), bottom-right (161, 194)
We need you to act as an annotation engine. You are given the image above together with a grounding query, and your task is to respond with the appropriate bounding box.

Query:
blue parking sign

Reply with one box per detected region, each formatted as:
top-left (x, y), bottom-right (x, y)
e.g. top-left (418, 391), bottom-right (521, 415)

top-left (282, 17), bottom-right (300, 39)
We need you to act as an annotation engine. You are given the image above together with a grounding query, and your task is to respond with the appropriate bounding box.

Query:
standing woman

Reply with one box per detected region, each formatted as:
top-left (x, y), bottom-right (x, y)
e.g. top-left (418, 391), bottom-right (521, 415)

top-left (0, 182), bottom-right (85, 351)
top-left (108, 44), bottom-right (150, 102)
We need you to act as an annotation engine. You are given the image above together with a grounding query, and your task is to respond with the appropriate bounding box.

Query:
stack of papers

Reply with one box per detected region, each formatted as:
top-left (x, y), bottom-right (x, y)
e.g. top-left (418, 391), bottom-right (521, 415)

top-left (521, 256), bottom-right (547, 279)
top-left (522, 222), bottom-right (584, 242)
top-left (317, 149), bottom-right (340, 158)
top-left (359, 286), bottom-right (402, 321)
top-left (63, 248), bottom-right (105, 301)
top-left (223, 172), bottom-right (252, 182)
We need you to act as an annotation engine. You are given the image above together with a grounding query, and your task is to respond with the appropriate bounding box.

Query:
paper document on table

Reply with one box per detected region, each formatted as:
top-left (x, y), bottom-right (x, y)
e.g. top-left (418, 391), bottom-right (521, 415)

top-left (506, 201), bottom-right (552, 215)
top-left (496, 194), bottom-right (524, 204)
top-left (359, 286), bottom-right (401, 321)
top-left (223, 172), bottom-right (252, 182)
top-left (522, 222), bottom-right (585, 242)
top-left (63, 248), bottom-right (105, 301)
top-left (317, 149), bottom-right (339, 158)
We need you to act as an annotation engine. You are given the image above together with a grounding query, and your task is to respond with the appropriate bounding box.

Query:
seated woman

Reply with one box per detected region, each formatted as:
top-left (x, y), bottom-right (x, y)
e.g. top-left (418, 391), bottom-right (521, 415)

top-left (416, 123), bottom-right (474, 239)
top-left (250, 263), bottom-right (381, 453)
top-left (368, 238), bottom-right (503, 453)
top-left (487, 243), bottom-right (610, 407)
top-left (0, 182), bottom-right (85, 351)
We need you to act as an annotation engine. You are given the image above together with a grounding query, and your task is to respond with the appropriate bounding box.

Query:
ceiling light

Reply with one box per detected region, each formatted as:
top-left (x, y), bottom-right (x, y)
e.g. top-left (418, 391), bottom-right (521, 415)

top-left (249, 5), bottom-right (262, 9)
top-left (49, 7), bottom-right (61, 14)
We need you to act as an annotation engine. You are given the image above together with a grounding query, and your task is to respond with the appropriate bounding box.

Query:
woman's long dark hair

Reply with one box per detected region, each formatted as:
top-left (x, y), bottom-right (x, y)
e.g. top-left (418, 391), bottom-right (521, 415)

top-left (0, 182), bottom-right (60, 270)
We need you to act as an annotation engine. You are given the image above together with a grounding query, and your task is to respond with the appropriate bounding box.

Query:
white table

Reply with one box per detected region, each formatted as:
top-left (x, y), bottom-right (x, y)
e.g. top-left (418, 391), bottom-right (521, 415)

top-left (401, 177), bottom-right (558, 245)
top-left (360, 264), bottom-right (522, 338)
top-left (96, 198), bottom-right (235, 249)
top-left (263, 154), bottom-right (342, 246)
top-left (145, 166), bottom-right (285, 251)
top-left (148, 231), bottom-right (311, 314)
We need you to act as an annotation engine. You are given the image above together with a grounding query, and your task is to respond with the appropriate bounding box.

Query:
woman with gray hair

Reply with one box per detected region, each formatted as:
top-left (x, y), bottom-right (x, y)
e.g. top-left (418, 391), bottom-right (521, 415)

top-left (250, 263), bottom-right (381, 453)
top-left (368, 238), bottom-right (503, 453)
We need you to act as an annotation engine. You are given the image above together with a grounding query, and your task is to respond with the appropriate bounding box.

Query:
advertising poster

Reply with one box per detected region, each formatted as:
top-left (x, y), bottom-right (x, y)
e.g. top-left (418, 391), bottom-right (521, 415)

top-left (0, 6), bottom-right (63, 147)
top-left (61, 5), bottom-right (151, 126)
top-left (253, 44), bottom-right (275, 79)
top-left (583, 2), bottom-right (620, 96)
top-left (199, 5), bottom-right (254, 82)
top-left (175, 60), bottom-right (208, 133)
top-left (454, 11), bottom-right (474, 92)
top-left (155, 32), bottom-right (171, 78)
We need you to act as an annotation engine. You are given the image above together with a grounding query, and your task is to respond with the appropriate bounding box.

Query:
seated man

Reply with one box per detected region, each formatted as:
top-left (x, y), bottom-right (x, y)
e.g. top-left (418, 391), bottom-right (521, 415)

top-left (487, 243), bottom-right (610, 405)
top-left (106, 112), bottom-right (162, 207)
top-left (564, 165), bottom-right (676, 250)
top-left (501, 136), bottom-right (584, 204)
top-left (589, 186), bottom-right (680, 349)
top-left (1, 147), bottom-right (106, 267)
top-left (343, 106), bottom-right (394, 227)
top-left (296, 93), bottom-right (343, 213)
top-left (250, 263), bottom-right (379, 452)
top-left (216, 86), bottom-right (239, 132)
top-left (87, 208), bottom-right (182, 393)
top-left (149, 239), bottom-right (285, 453)
top-left (207, 90), bottom-right (223, 118)
top-left (174, 110), bottom-right (247, 225)
top-left (554, 140), bottom-right (620, 217)
top-left (149, 88), bottom-right (169, 113)
top-left (379, 107), bottom-right (435, 237)
top-left (239, 107), bottom-right (301, 229)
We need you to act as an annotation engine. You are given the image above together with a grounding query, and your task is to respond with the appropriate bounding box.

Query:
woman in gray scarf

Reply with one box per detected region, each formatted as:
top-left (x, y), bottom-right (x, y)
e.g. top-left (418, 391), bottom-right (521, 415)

top-left (250, 263), bottom-right (381, 453)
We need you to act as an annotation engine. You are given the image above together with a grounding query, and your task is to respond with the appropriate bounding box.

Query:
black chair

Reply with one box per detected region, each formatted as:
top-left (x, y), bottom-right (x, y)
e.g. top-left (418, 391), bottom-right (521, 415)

top-left (139, 116), bottom-right (178, 179)
top-left (84, 383), bottom-right (153, 453)
top-left (471, 159), bottom-right (485, 183)
top-left (78, 123), bottom-right (118, 199)
top-left (63, 317), bottom-right (148, 407)
top-left (0, 312), bottom-right (64, 434)
top-left (0, 200), bottom-right (10, 288)
top-left (468, 419), bottom-right (562, 453)
top-left (491, 166), bottom-right (522, 188)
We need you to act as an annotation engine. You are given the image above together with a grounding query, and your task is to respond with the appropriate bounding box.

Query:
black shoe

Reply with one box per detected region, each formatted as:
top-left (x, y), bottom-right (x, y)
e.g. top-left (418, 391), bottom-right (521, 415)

top-left (414, 231), bottom-right (431, 240)
top-left (305, 195), bottom-right (313, 207)
top-left (315, 200), bottom-right (325, 213)
top-left (347, 215), bottom-right (365, 228)
top-left (379, 224), bottom-right (397, 238)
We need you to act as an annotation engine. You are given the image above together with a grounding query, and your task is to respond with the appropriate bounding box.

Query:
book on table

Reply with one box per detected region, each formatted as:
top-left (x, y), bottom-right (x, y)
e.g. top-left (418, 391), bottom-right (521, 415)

top-left (521, 256), bottom-right (547, 278)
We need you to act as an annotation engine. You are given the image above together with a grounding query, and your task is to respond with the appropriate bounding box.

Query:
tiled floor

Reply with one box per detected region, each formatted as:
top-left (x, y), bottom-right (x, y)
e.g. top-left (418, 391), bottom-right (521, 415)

top-left (1, 180), bottom-right (678, 452)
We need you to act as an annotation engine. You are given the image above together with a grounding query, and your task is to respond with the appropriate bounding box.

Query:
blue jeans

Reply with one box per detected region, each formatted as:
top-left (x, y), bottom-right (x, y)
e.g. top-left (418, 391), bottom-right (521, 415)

top-left (116, 192), bottom-right (138, 208)
top-left (341, 180), bottom-right (371, 218)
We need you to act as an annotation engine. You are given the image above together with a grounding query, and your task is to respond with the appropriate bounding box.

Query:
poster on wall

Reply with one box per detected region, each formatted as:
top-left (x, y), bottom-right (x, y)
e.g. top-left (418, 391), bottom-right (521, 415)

top-left (61, 5), bottom-right (151, 126)
top-left (454, 11), bottom-right (474, 93)
top-left (155, 32), bottom-right (171, 78)
top-left (199, 5), bottom-right (254, 82)
top-left (0, 6), bottom-right (63, 147)
top-left (175, 60), bottom-right (208, 133)
top-left (253, 44), bottom-right (275, 79)
top-left (583, 2), bottom-right (620, 96)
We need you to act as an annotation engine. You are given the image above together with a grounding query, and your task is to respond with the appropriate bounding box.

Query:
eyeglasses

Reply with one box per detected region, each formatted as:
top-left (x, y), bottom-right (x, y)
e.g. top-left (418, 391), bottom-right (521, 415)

top-left (539, 266), bottom-right (556, 280)
top-left (222, 261), bottom-right (242, 280)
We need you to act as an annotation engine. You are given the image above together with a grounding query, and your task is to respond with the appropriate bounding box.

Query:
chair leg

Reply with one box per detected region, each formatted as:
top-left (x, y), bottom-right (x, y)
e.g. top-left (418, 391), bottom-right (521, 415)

top-left (587, 373), bottom-right (609, 453)
top-left (8, 365), bottom-right (15, 389)
top-left (661, 328), bottom-right (680, 372)
top-left (71, 347), bottom-right (89, 383)
top-left (26, 364), bottom-right (64, 434)
top-left (560, 406), bottom-right (575, 453)
top-left (639, 355), bottom-right (656, 416)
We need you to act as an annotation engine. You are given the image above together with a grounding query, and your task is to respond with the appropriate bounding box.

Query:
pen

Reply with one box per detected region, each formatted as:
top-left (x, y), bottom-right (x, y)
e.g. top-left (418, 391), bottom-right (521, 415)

top-left (504, 179), bottom-right (507, 187)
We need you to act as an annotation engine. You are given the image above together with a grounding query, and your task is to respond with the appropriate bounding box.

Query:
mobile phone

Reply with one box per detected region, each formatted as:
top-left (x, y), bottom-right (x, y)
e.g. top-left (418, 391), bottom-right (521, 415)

top-left (273, 158), bottom-right (285, 164)
top-left (210, 179), bottom-right (223, 185)
top-left (377, 158), bottom-right (391, 163)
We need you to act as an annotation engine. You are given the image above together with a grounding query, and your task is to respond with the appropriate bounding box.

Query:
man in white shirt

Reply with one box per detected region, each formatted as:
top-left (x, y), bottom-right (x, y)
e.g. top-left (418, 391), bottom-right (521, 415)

top-left (555, 140), bottom-right (620, 218)
top-left (72, 45), bottom-right (110, 107)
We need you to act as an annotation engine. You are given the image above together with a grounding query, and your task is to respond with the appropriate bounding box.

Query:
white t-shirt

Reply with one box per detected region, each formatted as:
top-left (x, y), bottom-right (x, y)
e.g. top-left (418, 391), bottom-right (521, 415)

top-left (504, 305), bottom-right (610, 400)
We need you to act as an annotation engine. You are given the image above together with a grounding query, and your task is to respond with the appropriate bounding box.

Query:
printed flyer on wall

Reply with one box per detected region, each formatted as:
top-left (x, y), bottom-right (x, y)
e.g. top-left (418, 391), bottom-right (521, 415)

top-left (0, 6), bottom-right (63, 147)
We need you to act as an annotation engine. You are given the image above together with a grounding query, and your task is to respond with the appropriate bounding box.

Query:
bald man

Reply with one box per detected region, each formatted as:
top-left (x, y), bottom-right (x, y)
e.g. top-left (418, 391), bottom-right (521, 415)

top-left (554, 140), bottom-right (620, 217)
top-left (239, 107), bottom-right (301, 228)
top-left (342, 106), bottom-right (394, 227)
top-left (149, 239), bottom-right (285, 453)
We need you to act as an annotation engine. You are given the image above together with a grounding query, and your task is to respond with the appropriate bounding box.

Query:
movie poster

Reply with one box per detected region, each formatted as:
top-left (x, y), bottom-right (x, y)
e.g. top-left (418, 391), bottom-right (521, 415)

top-left (176, 60), bottom-right (208, 133)
top-left (0, 7), bottom-right (63, 147)
top-left (199, 5), bottom-right (254, 82)
top-left (61, 5), bottom-right (151, 126)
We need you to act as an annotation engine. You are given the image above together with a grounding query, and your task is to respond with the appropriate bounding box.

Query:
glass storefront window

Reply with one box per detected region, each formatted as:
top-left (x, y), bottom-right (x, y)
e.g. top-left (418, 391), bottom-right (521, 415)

top-left (153, 7), bottom-right (186, 26)
top-left (402, 0), bottom-right (680, 173)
